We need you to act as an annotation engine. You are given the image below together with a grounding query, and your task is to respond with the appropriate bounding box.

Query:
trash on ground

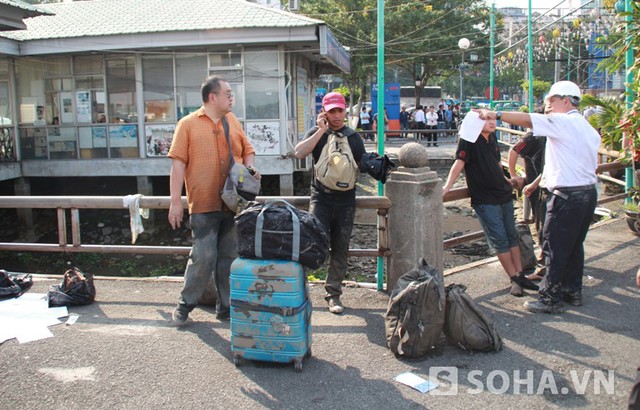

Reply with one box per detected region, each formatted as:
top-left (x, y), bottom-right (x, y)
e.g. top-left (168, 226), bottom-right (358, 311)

top-left (393, 372), bottom-right (439, 393)
top-left (0, 293), bottom-right (68, 344)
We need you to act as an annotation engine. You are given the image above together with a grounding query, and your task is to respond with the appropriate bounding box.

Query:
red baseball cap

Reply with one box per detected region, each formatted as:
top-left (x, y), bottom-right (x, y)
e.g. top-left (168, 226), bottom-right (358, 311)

top-left (322, 92), bottom-right (346, 111)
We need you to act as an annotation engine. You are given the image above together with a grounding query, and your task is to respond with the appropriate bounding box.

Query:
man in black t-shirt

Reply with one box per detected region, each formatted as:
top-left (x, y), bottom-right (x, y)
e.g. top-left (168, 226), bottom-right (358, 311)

top-left (508, 132), bottom-right (546, 226)
top-left (294, 92), bottom-right (367, 314)
top-left (443, 118), bottom-right (539, 297)
top-left (509, 134), bottom-right (549, 281)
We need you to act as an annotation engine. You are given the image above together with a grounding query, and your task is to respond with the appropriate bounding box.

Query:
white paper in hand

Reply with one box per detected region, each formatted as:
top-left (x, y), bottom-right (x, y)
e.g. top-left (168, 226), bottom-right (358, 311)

top-left (458, 110), bottom-right (485, 143)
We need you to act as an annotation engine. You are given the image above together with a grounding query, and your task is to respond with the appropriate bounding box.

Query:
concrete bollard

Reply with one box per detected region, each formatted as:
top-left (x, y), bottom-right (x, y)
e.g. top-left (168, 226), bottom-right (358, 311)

top-left (385, 143), bottom-right (443, 293)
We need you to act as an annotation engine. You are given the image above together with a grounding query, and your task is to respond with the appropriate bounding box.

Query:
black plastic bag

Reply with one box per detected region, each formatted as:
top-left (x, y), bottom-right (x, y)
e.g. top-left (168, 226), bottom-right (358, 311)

top-left (48, 267), bottom-right (96, 307)
top-left (0, 270), bottom-right (33, 299)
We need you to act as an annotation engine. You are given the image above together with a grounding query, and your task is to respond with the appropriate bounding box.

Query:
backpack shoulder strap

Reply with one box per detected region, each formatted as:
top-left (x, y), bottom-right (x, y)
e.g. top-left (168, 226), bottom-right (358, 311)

top-left (340, 127), bottom-right (357, 138)
top-left (221, 116), bottom-right (234, 170)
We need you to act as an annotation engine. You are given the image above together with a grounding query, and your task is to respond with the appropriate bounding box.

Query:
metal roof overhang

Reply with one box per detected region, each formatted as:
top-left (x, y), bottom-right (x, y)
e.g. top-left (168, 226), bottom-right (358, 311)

top-left (0, 3), bottom-right (53, 32)
top-left (11, 26), bottom-right (321, 56)
top-left (0, 4), bottom-right (29, 31)
top-left (0, 37), bottom-right (19, 55)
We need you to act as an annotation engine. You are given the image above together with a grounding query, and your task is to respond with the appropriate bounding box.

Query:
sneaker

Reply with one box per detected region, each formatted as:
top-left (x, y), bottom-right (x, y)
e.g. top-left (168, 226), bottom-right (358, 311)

top-left (171, 308), bottom-right (189, 326)
top-left (513, 272), bottom-right (539, 291)
top-left (510, 281), bottom-right (523, 297)
top-left (327, 298), bottom-right (344, 314)
top-left (563, 291), bottom-right (582, 306)
top-left (524, 299), bottom-right (563, 314)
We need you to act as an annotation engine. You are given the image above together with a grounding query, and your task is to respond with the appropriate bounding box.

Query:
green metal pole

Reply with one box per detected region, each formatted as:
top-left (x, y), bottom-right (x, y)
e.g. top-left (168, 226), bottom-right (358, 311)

top-left (527, 0), bottom-right (534, 111)
top-left (567, 49), bottom-right (571, 81)
top-left (625, 0), bottom-right (635, 202)
top-left (376, 0), bottom-right (385, 291)
top-left (490, 1), bottom-right (495, 108)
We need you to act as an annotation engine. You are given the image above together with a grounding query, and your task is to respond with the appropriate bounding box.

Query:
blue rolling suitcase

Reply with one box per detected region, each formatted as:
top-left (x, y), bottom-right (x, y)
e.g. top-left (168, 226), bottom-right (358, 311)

top-left (230, 257), bottom-right (312, 372)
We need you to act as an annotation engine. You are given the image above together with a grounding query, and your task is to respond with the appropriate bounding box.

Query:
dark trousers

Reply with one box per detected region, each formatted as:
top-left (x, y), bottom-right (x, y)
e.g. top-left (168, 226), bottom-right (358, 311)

top-left (426, 125), bottom-right (438, 146)
top-left (309, 197), bottom-right (355, 301)
top-left (539, 187), bottom-right (597, 303)
top-left (178, 211), bottom-right (237, 316)
top-left (534, 187), bottom-right (548, 245)
top-left (415, 122), bottom-right (426, 140)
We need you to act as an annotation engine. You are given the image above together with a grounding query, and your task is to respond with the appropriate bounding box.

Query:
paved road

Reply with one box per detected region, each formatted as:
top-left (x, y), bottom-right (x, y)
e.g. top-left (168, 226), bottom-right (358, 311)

top-left (1, 217), bottom-right (639, 409)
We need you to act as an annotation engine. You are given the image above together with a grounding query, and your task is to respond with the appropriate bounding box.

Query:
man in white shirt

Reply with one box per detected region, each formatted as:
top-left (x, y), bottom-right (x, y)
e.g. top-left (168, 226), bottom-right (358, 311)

top-left (477, 81), bottom-right (600, 314)
top-left (359, 106), bottom-right (372, 140)
top-left (425, 105), bottom-right (439, 147)
top-left (412, 105), bottom-right (426, 141)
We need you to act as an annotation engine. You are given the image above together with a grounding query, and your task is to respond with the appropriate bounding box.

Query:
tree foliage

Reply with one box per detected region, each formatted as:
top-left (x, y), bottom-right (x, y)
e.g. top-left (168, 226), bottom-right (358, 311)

top-left (300, 0), bottom-right (490, 107)
top-left (520, 78), bottom-right (551, 101)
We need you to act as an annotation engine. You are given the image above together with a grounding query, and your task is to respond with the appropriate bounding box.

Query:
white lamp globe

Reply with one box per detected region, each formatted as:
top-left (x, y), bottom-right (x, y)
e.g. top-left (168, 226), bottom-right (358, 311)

top-left (458, 38), bottom-right (470, 50)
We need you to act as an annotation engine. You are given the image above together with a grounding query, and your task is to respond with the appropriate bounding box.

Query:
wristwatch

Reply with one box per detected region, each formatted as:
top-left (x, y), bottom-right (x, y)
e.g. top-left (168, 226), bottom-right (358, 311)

top-left (496, 111), bottom-right (503, 121)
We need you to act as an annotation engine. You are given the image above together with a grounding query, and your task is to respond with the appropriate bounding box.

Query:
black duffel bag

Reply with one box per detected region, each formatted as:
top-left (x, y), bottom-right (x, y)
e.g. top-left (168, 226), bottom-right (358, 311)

top-left (48, 267), bottom-right (96, 307)
top-left (235, 200), bottom-right (329, 269)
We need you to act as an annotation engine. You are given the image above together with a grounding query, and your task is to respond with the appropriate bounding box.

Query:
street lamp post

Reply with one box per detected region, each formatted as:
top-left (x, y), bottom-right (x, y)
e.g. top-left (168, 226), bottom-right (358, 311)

top-left (458, 38), bottom-right (470, 102)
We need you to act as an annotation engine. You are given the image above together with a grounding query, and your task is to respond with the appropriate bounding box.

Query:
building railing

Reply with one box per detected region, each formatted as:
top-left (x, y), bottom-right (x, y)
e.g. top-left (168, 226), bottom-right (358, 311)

top-left (0, 127), bottom-right (16, 162)
top-left (0, 125), bottom-right (631, 266)
top-left (0, 196), bottom-right (392, 259)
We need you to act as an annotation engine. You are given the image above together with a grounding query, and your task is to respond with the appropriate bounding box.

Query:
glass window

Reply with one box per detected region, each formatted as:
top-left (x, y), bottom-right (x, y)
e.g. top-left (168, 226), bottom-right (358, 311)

top-left (15, 58), bottom-right (46, 125)
top-left (78, 126), bottom-right (107, 159)
top-left (143, 55), bottom-right (175, 123)
top-left (75, 87), bottom-right (105, 124)
top-left (108, 124), bottom-right (138, 158)
top-left (0, 127), bottom-right (16, 161)
top-left (244, 50), bottom-right (279, 119)
top-left (46, 56), bottom-right (72, 77)
top-left (176, 54), bottom-right (206, 120)
top-left (48, 126), bottom-right (77, 159)
top-left (209, 49), bottom-right (241, 67)
top-left (0, 81), bottom-right (11, 127)
top-left (45, 78), bottom-right (73, 125)
top-left (107, 57), bottom-right (137, 124)
top-left (74, 55), bottom-right (104, 75)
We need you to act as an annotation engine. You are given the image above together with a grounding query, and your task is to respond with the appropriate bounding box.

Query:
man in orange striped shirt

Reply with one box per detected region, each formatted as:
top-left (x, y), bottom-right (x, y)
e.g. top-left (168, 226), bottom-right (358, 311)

top-left (168, 75), bottom-right (257, 326)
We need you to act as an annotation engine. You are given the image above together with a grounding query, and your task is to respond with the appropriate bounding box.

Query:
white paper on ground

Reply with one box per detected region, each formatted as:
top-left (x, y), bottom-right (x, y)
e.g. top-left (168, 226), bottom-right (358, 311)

top-left (16, 325), bottom-right (54, 344)
top-left (0, 294), bottom-right (69, 344)
top-left (458, 110), bottom-right (485, 143)
top-left (66, 314), bottom-right (79, 325)
top-left (393, 372), bottom-right (439, 394)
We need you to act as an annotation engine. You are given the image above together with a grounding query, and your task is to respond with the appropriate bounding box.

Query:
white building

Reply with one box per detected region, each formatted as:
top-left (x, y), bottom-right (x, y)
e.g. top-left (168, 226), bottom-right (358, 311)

top-left (0, 0), bottom-right (349, 196)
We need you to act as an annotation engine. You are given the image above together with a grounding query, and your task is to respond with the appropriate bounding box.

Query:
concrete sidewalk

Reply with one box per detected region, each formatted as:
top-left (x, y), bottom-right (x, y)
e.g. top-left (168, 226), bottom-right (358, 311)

top-left (1, 217), bottom-right (639, 409)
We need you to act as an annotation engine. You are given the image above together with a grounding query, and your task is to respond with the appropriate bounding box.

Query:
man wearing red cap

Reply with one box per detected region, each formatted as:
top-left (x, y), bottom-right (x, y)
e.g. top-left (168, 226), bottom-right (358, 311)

top-left (294, 91), bottom-right (367, 314)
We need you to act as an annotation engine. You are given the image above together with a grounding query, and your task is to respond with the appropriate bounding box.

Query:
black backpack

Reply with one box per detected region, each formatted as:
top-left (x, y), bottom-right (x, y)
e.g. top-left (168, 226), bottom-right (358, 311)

top-left (385, 259), bottom-right (445, 358)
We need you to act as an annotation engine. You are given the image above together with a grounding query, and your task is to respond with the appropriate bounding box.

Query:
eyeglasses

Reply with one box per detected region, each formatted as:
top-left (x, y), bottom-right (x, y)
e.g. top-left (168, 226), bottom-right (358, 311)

top-left (215, 91), bottom-right (234, 100)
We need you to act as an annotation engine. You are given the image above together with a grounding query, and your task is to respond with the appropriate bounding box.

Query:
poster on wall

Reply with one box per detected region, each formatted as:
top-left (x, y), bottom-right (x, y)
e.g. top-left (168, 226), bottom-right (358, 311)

top-left (109, 125), bottom-right (138, 147)
top-left (92, 126), bottom-right (107, 148)
top-left (60, 92), bottom-right (74, 124)
top-left (245, 121), bottom-right (279, 155)
top-left (145, 124), bottom-right (175, 156)
top-left (296, 67), bottom-right (309, 141)
top-left (76, 91), bottom-right (91, 123)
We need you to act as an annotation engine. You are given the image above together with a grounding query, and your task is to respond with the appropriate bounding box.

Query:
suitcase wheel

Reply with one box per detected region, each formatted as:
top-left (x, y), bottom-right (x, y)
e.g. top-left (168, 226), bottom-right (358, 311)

top-left (233, 355), bottom-right (242, 367)
top-left (294, 358), bottom-right (303, 373)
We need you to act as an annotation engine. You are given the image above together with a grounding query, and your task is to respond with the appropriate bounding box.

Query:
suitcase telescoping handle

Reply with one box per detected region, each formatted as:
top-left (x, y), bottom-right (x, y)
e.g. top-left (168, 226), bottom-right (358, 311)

top-left (255, 199), bottom-right (301, 262)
